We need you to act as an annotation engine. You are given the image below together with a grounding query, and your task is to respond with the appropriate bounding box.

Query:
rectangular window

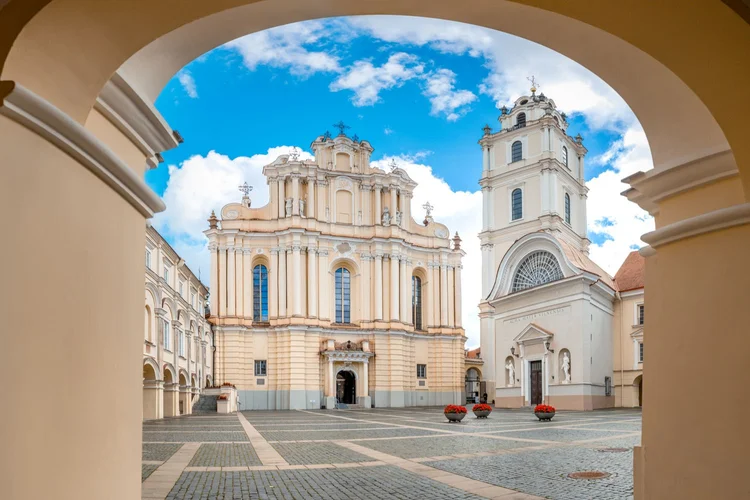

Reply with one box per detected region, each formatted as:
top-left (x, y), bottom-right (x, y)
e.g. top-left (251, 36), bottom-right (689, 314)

top-left (163, 320), bottom-right (170, 351)
top-left (164, 267), bottom-right (170, 283)
top-left (179, 281), bottom-right (184, 296)
top-left (145, 250), bottom-right (152, 269)
top-left (605, 376), bottom-right (612, 397)
top-left (639, 343), bottom-right (644, 363)
top-left (254, 360), bottom-right (267, 376)
top-left (253, 265), bottom-right (269, 322)
top-left (412, 276), bottom-right (422, 330)
top-left (637, 304), bottom-right (645, 325)
top-left (417, 364), bottom-right (427, 379)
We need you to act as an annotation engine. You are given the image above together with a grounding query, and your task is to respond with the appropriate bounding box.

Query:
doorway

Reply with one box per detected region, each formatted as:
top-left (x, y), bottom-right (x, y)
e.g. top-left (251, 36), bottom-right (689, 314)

top-left (336, 370), bottom-right (356, 404)
top-left (530, 360), bottom-right (543, 405)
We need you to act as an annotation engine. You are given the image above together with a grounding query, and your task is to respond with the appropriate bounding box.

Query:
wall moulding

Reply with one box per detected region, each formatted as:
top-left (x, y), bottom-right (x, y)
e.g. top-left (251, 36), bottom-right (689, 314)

top-left (641, 203), bottom-right (750, 248)
top-left (0, 81), bottom-right (165, 217)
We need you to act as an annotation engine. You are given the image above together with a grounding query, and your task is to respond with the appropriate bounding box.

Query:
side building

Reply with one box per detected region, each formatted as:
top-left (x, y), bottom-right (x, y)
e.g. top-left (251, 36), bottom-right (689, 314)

top-left (205, 131), bottom-right (466, 410)
top-left (143, 224), bottom-right (214, 419)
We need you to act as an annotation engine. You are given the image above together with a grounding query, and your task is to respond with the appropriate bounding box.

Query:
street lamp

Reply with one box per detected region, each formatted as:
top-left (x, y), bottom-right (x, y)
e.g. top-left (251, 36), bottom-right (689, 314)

top-left (544, 340), bottom-right (554, 353)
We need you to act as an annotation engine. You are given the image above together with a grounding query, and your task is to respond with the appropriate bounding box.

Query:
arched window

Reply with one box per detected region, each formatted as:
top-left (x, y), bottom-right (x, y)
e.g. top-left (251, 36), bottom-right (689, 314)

top-left (516, 112), bottom-right (526, 128)
top-left (511, 141), bottom-right (523, 163)
top-left (253, 264), bottom-right (269, 322)
top-left (511, 251), bottom-right (564, 292)
top-left (564, 193), bottom-right (571, 224)
top-left (334, 267), bottom-right (351, 324)
top-left (412, 276), bottom-right (423, 330)
top-left (511, 188), bottom-right (523, 221)
top-left (561, 145), bottom-right (568, 167)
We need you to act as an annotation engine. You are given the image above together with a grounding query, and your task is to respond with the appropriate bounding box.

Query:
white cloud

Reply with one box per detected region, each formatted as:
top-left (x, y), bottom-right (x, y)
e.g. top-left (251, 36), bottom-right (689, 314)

top-left (422, 69), bottom-right (477, 121)
top-left (330, 52), bottom-right (424, 106)
top-left (384, 127), bottom-right (393, 135)
top-left (225, 21), bottom-right (341, 76)
top-left (177, 70), bottom-right (198, 98)
top-left (372, 155), bottom-right (483, 347)
top-left (153, 147), bottom-right (313, 283)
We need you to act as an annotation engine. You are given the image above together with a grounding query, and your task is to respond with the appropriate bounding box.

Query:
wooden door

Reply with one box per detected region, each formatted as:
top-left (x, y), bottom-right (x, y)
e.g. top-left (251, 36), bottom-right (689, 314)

top-left (530, 360), bottom-right (543, 405)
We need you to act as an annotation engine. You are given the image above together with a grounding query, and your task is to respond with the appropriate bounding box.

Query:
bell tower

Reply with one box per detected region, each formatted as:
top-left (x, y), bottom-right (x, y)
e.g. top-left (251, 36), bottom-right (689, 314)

top-left (478, 84), bottom-right (589, 298)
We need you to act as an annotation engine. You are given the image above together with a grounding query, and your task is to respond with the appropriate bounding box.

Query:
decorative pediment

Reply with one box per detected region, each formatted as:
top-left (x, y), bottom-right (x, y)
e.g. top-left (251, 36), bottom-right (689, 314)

top-left (630, 328), bottom-right (644, 339)
top-left (513, 323), bottom-right (554, 344)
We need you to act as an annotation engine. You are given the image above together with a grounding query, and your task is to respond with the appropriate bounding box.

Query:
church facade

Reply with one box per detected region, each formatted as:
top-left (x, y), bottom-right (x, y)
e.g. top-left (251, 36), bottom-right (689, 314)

top-left (206, 131), bottom-right (466, 410)
top-left (478, 87), bottom-right (644, 410)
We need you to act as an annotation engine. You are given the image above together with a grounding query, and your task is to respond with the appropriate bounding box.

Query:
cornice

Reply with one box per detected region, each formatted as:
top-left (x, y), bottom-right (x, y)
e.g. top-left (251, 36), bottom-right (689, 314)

top-left (621, 148), bottom-right (738, 215)
top-left (94, 72), bottom-right (179, 163)
top-left (0, 82), bottom-right (165, 217)
top-left (641, 202), bottom-right (750, 249)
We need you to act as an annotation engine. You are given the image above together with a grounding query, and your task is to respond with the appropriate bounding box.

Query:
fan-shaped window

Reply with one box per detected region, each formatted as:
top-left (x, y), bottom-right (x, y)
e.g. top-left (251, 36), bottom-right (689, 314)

top-left (511, 251), bottom-right (564, 292)
top-left (412, 276), bottom-right (423, 330)
top-left (564, 193), bottom-right (571, 224)
top-left (511, 141), bottom-right (523, 163)
top-left (335, 267), bottom-right (351, 324)
top-left (511, 188), bottom-right (523, 221)
top-left (517, 112), bottom-right (526, 128)
top-left (253, 264), bottom-right (269, 322)
top-left (562, 145), bottom-right (568, 167)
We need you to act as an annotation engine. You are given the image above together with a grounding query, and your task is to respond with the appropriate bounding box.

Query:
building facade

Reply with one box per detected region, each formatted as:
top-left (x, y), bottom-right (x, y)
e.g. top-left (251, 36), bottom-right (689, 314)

top-left (206, 132), bottom-right (466, 410)
top-left (143, 224), bottom-right (213, 419)
top-left (478, 88), bottom-right (644, 410)
top-left (612, 251), bottom-right (644, 407)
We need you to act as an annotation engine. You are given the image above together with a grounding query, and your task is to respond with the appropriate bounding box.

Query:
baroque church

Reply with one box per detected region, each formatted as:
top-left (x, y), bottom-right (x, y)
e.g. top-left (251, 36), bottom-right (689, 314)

top-left (205, 129), bottom-right (466, 410)
top-left (478, 85), bottom-right (645, 411)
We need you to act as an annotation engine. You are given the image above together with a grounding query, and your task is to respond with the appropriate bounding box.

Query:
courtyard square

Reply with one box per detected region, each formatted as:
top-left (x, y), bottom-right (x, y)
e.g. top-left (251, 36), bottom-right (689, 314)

top-left (142, 407), bottom-right (641, 499)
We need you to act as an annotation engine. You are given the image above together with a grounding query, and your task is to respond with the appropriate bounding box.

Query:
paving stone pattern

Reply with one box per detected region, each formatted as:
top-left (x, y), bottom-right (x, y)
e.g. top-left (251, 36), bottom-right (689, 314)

top-left (188, 443), bottom-right (263, 467)
top-left (260, 427), bottom-right (441, 441)
top-left (357, 434), bottom-right (538, 459)
top-left (142, 463), bottom-right (160, 482)
top-left (143, 431), bottom-right (249, 443)
top-left (143, 443), bottom-right (185, 462)
top-left (271, 442), bottom-right (374, 464)
top-left (166, 466), bottom-right (484, 500)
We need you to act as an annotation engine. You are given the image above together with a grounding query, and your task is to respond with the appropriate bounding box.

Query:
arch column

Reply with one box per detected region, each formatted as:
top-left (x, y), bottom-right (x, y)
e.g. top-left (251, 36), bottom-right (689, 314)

top-left (307, 247), bottom-right (317, 318)
top-left (270, 249), bottom-right (279, 319)
top-left (373, 254), bottom-right (383, 320)
top-left (389, 254), bottom-right (400, 322)
top-left (278, 248), bottom-right (287, 318)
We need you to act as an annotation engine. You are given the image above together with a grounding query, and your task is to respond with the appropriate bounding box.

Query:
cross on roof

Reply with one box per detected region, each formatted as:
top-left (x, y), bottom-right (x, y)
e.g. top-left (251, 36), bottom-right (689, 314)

top-left (422, 201), bottom-right (434, 216)
top-left (238, 182), bottom-right (253, 197)
top-left (527, 75), bottom-right (540, 93)
top-left (388, 159), bottom-right (398, 172)
top-left (333, 121), bottom-right (350, 136)
top-left (290, 147), bottom-right (300, 161)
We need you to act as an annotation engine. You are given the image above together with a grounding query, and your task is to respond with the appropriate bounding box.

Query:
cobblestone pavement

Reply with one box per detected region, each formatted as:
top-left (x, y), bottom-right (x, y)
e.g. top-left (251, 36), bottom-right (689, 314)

top-left (143, 407), bottom-right (641, 499)
top-left (189, 444), bottom-right (263, 467)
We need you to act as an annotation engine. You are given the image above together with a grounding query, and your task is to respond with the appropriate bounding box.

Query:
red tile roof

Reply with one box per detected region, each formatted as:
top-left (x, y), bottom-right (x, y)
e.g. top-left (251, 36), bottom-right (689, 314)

top-left (466, 348), bottom-right (481, 359)
top-left (614, 250), bottom-right (645, 292)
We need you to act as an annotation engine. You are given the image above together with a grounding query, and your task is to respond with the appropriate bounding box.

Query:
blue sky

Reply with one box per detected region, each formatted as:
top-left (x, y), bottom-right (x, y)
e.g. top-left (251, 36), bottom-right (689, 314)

top-left (147, 16), bottom-right (655, 346)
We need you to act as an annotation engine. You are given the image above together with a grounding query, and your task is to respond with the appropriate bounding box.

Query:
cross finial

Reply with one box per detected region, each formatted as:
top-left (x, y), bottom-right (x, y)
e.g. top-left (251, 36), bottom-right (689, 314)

top-left (422, 201), bottom-right (434, 216)
top-left (388, 159), bottom-right (398, 172)
top-left (238, 182), bottom-right (253, 197)
top-left (290, 147), bottom-right (300, 161)
top-left (333, 121), bottom-right (350, 136)
top-left (527, 75), bottom-right (540, 94)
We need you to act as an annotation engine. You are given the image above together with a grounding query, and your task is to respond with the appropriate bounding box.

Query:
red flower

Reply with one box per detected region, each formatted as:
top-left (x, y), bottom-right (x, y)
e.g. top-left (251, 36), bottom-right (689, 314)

top-left (217, 394), bottom-right (229, 401)
top-left (444, 404), bottom-right (468, 414)
top-left (534, 404), bottom-right (556, 413)
top-left (472, 404), bottom-right (493, 412)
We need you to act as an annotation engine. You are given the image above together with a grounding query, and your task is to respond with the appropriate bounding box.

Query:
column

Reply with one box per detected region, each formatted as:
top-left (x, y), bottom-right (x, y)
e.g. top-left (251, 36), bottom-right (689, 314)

top-left (308, 179), bottom-right (316, 219)
top-left (278, 248), bottom-right (287, 317)
top-left (482, 186), bottom-right (490, 231)
top-left (218, 246), bottom-right (227, 317)
top-left (308, 248), bottom-right (317, 318)
top-left (363, 360), bottom-right (369, 395)
top-left (209, 243), bottom-right (218, 317)
top-left (399, 257), bottom-right (408, 323)
top-left (455, 264), bottom-right (463, 327)
top-left (361, 185), bottom-right (371, 225)
top-left (242, 249), bottom-right (252, 320)
top-left (390, 255), bottom-right (400, 322)
top-left (550, 171), bottom-right (559, 215)
top-left (328, 358), bottom-right (334, 397)
top-left (389, 185), bottom-right (397, 213)
top-left (270, 249), bottom-right (279, 319)
top-left (541, 169), bottom-right (551, 214)
top-left (318, 250), bottom-right (329, 320)
top-left (277, 177), bottom-right (285, 218)
top-left (482, 145), bottom-right (490, 176)
top-left (361, 256), bottom-right (371, 322)
top-left (440, 263), bottom-right (448, 326)
top-left (292, 175), bottom-right (300, 216)
top-left (292, 245), bottom-right (302, 316)
top-left (447, 265), bottom-right (455, 327)
top-left (374, 187), bottom-right (382, 224)
top-left (487, 186), bottom-right (494, 230)
top-left (432, 262), bottom-right (441, 327)
top-left (374, 254), bottom-right (383, 320)
top-left (318, 180), bottom-right (328, 221)
top-left (405, 259), bottom-right (413, 326)
top-left (269, 179), bottom-right (278, 218)
top-left (226, 247), bottom-right (236, 316)
top-left (353, 180), bottom-right (361, 226)
top-left (402, 192), bottom-right (412, 228)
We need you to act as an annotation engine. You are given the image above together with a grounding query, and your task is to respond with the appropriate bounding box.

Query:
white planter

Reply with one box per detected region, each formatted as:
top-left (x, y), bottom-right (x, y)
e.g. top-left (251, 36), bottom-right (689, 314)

top-left (217, 399), bottom-right (231, 414)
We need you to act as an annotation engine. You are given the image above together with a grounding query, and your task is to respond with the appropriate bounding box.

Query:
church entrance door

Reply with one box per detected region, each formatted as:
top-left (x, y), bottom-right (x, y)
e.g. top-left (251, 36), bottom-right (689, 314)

top-left (530, 360), bottom-right (543, 405)
top-left (336, 370), bottom-right (356, 405)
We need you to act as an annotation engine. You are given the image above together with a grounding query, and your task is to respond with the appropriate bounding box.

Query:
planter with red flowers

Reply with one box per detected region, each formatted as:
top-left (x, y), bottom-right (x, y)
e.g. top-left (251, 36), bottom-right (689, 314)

top-left (444, 404), bottom-right (468, 423)
top-left (534, 404), bottom-right (556, 421)
top-left (472, 403), bottom-right (493, 419)
top-left (217, 393), bottom-right (231, 414)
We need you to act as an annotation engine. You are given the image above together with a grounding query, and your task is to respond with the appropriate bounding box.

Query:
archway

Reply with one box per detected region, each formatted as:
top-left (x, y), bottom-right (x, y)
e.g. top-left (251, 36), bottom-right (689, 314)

top-left (162, 365), bottom-right (179, 418)
top-left (465, 368), bottom-right (481, 404)
top-left (142, 359), bottom-right (161, 420)
top-left (1, 3), bottom-right (749, 500)
top-left (178, 372), bottom-right (190, 415)
top-left (336, 370), bottom-right (356, 405)
top-left (634, 375), bottom-right (643, 407)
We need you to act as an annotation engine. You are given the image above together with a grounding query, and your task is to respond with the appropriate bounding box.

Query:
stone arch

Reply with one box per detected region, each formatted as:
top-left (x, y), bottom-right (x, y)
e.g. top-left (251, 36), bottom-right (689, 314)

top-left (162, 363), bottom-right (176, 384)
top-left (143, 357), bottom-right (160, 381)
top-left (190, 374), bottom-right (197, 388)
top-left (178, 369), bottom-right (189, 387)
top-left (634, 374), bottom-right (643, 407)
top-left (205, 374), bottom-right (213, 387)
top-left (145, 282), bottom-right (161, 306)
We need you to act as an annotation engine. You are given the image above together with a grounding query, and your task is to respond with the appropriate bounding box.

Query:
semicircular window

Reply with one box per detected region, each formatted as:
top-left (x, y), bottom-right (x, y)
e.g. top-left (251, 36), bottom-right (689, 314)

top-left (511, 251), bottom-right (564, 292)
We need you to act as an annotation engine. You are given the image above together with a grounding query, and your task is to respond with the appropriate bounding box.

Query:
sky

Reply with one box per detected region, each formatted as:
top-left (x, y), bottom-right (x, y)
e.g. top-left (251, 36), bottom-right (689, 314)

top-left (147, 16), bottom-right (655, 348)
